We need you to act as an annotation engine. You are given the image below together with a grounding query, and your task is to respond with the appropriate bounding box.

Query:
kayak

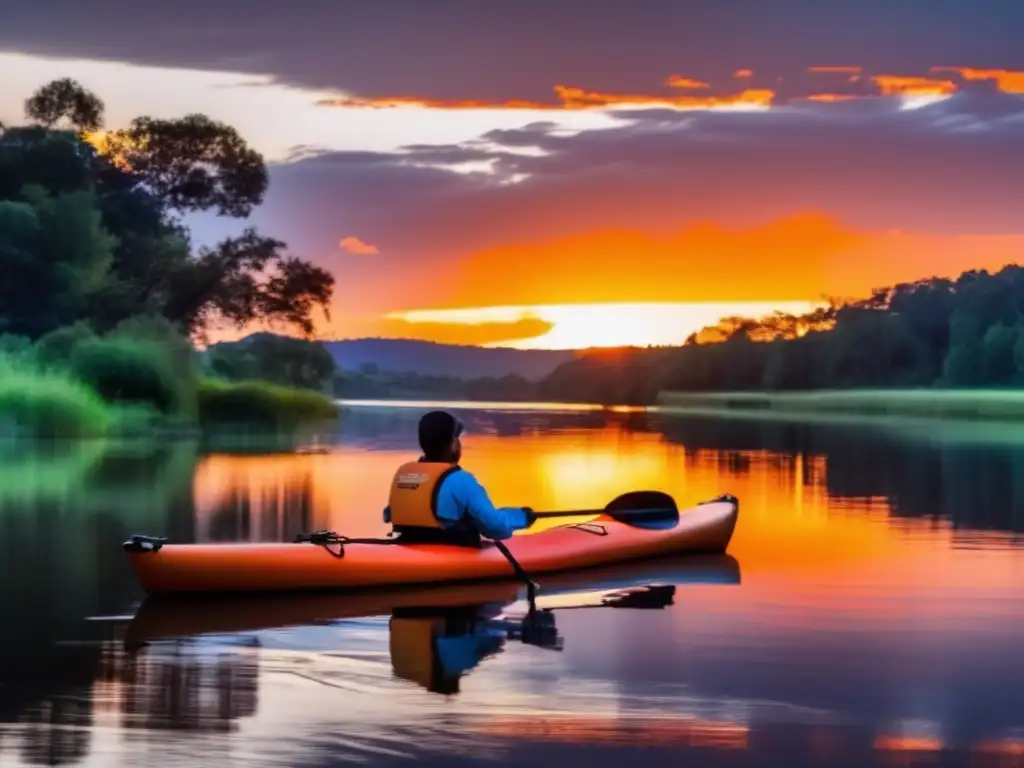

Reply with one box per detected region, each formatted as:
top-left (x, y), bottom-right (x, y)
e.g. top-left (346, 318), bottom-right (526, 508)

top-left (123, 493), bottom-right (738, 595)
top-left (124, 552), bottom-right (741, 648)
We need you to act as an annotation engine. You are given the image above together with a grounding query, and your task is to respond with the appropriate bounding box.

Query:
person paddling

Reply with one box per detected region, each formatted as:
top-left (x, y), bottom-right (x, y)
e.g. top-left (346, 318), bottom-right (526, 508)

top-left (383, 410), bottom-right (534, 544)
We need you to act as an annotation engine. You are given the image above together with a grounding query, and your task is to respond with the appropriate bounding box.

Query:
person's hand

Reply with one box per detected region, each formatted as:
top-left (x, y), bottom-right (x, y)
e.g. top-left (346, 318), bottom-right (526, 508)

top-left (522, 506), bottom-right (537, 526)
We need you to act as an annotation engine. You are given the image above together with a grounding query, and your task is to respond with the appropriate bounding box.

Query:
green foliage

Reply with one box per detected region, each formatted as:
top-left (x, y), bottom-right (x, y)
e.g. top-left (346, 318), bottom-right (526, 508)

top-left (0, 127), bottom-right (98, 199)
top-left (33, 322), bottom-right (96, 367)
top-left (0, 327), bottom-right (339, 438)
top-left (204, 333), bottom-right (336, 391)
top-left (0, 78), bottom-right (333, 342)
top-left (536, 264), bottom-right (1024, 404)
top-left (0, 354), bottom-right (110, 438)
top-left (68, 335), bottom-right (192, 417)
top-left (656, 389), bottom-right (1024, 421)
top-left (0, 77), bottom-right (341, 439)
top-left (197, 378), bottom-right (339, 432)
top-left (0, 184), bottom-right (116, 338)
top-left (0, 333), bottom-right (33, 360)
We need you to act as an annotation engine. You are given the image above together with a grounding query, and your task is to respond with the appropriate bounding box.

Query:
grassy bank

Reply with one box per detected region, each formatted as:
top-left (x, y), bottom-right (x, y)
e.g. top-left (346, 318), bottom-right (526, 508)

top-left (198, 378), bottom-right (339, 432)
top-left (0, 324), bottom-right (340, 439)
top-left (656, 389), bottom-right (1024, 421)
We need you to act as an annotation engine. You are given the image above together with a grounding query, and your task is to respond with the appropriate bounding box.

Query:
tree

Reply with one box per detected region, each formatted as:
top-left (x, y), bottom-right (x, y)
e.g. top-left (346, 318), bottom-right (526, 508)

top-left (0, 185), bottom-right (114, 338)
top-left (24, 78), bottom-right (104, 132)
top-left (532, 263), bottom-right (1024, 403)
top-left (103, 114), bottom-right (268, 217)
top-left (206, 334), bottom-right (336, 391)
top-left (0, 79), bottom-right (333, 342)
top-left (156, 229), bottom-right (334, 339)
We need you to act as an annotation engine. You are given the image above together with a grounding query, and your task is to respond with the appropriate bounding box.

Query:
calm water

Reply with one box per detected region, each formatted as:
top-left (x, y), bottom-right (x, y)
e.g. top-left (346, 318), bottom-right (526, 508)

top-left (2, 402), bottom-right (1024, 767)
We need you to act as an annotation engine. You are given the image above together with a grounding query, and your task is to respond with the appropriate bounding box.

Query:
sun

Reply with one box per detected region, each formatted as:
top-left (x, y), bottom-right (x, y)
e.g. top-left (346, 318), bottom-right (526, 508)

top-left (387, 301), bottom-right (821, 349)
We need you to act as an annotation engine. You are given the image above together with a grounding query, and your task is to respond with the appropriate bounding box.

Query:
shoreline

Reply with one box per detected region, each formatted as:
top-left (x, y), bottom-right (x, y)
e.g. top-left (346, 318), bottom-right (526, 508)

top-left (655, 389), bottom-right (1024, 421)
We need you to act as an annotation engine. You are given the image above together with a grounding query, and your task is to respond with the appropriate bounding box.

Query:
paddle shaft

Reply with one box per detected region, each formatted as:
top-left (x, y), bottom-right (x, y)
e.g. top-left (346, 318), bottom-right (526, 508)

top-left (495, 491), bottom-right (680, 606)
top-left (492, 538), bottom-right (538, 604)
top-left (530, 506), bottom-right (676, 519)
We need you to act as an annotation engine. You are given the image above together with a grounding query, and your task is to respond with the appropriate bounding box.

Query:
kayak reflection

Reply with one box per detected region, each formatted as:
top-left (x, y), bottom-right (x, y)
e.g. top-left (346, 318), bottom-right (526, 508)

top-left (389, 581), bottom-right (679, 694)
top-left (125, 553), bottom-right (740, 695)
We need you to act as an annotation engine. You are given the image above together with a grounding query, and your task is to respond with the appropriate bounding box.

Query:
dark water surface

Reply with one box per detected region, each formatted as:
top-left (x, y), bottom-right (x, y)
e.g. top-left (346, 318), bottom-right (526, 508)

top-left (2, 402), bottom-right (1024, 767)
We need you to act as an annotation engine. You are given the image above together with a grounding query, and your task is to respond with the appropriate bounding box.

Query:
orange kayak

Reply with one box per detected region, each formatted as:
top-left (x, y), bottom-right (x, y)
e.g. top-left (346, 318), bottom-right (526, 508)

top-left (123, 494), bottom-right (738, 595)
top-left (124, 553), bottom-right (741, 647)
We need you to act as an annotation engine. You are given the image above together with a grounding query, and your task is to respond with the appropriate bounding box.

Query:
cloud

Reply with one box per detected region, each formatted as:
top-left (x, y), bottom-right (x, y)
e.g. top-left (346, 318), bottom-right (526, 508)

top-left (932, 67), bottom-right (1024, 94)
top-left (872, 74), bottom-right (957, 97)
top-left (666, 75), bottom-right (711, 90)
top-left (370, 317), bottom-right (554, 346)
top-left (803, 93), bottom-right (864, 103)
top-left (339, 236), bottom-right (379, 255)
top-left (245, 85), bottom-right (1024, 321)
top-left (312, 66), bottom-right (1024, 116)
top-left (316, 82), bottom-right (775, 112)
top-left (809, 66), bottom-right (863, 74)
top-left (3, 0), bottom-right (1024, 107)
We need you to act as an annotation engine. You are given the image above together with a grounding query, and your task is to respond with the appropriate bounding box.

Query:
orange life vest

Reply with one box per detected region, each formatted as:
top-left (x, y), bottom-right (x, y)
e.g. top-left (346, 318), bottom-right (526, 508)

top-left (387, 460), bottom-right (461, 529)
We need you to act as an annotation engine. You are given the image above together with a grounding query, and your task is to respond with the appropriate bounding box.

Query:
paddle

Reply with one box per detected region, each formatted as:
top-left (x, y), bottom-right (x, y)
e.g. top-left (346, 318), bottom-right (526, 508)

top-left (526, 490), bottom-right (680, 528)
top-left (492, 490), bottom-right (681, 604)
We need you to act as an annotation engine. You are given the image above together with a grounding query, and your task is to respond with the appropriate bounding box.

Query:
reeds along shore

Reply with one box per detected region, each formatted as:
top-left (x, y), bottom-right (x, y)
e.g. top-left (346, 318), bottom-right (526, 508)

top-left (656, 390), bottom-right (1024, 421)
top-left (0, 330), bottom-right (339, 440)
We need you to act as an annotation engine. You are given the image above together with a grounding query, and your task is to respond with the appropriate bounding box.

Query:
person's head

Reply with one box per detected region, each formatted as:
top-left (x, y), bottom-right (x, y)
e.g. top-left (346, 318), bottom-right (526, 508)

top-left (417, 410), bottom-right (465, 462)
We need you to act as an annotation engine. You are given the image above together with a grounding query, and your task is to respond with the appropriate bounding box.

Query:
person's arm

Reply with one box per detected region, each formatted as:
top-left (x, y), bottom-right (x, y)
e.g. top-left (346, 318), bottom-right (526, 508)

top-left (441, 471), bottom-right (532, 540)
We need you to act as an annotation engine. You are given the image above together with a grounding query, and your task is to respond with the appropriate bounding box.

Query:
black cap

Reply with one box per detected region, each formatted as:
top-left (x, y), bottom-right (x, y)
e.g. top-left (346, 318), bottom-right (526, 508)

top-left (418, 410), bottom-right (464, 459)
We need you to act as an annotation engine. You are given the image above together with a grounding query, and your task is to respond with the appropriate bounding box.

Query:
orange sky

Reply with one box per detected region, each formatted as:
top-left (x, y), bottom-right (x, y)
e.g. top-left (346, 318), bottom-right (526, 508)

top-left (222, 211), bottom-right (1024, 348)
top-left (6, 45), bottom-right (1024, 348)
top-left (234, 62), bottom-right (1024, 348)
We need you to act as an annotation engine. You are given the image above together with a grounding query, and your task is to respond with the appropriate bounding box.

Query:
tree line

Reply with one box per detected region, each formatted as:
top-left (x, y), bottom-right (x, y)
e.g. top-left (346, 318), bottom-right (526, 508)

top-left (535, 265), bottom-right (1024, 403)
top-left (204, 332), bottom-right (536, 401)
top-left (209, 264), bottom-right (1024, 407)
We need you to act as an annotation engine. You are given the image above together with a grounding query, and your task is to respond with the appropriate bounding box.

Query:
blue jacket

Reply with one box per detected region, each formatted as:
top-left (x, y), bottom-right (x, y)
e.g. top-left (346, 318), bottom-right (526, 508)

top-left (384, 468), bottom-right (532, 540)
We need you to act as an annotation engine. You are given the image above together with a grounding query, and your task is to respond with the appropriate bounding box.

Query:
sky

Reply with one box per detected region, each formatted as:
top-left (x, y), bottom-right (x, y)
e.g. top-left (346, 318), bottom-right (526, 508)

top-left (4, 0), bottom-right (1024, 349)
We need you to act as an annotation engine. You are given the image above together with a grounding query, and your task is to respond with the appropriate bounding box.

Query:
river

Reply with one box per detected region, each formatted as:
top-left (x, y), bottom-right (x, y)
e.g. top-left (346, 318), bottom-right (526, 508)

top-left (1, 401), bottom-right (1023, 767)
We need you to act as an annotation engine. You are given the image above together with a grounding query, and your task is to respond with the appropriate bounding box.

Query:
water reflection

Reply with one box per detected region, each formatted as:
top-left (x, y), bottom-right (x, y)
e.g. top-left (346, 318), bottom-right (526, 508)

top-left (652, 411), bottom-right (1024, 536)
top-left (125, 555), bottom-right (729, 696)
top-left (97, 636), bottom-right (260, 732)
top-left (2, 405), bottom-right (1024, 765)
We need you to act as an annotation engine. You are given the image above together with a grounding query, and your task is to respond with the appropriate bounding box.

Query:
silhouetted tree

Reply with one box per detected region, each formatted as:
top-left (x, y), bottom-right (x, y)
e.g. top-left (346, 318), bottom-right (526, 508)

top-left (0, 79), bottom-right (333, 341)
top-left (24, 77), bottom-right (104, 132)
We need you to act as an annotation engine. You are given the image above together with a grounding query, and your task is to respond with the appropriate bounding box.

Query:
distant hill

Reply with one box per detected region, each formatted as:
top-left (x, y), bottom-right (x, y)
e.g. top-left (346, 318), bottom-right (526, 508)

top-left (217, 334), bottom-right (579, 381)
top-left (323, 338), bottom-right (577, 381)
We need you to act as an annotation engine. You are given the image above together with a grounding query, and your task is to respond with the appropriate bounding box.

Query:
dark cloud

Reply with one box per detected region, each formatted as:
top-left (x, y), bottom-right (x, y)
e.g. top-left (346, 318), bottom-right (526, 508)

top-left (3, 0), bottom-right (1024, 103)
top-left (248, 90), bottom-right (1024, 263)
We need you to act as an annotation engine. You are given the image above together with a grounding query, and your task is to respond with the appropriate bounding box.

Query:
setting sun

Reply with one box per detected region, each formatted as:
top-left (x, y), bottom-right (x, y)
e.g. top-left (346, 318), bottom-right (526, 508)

top-left (386, 301), bottom-right (820, 349)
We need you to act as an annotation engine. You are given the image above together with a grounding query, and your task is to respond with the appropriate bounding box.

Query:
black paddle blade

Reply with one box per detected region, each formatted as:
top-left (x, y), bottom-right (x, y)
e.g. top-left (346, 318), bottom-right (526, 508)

top-left (602, 490), bottom-right (680, 529)
top-left (601, 584), bottom-right (676, 609)
top-left (605, 490), bottom-right (678, 514)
